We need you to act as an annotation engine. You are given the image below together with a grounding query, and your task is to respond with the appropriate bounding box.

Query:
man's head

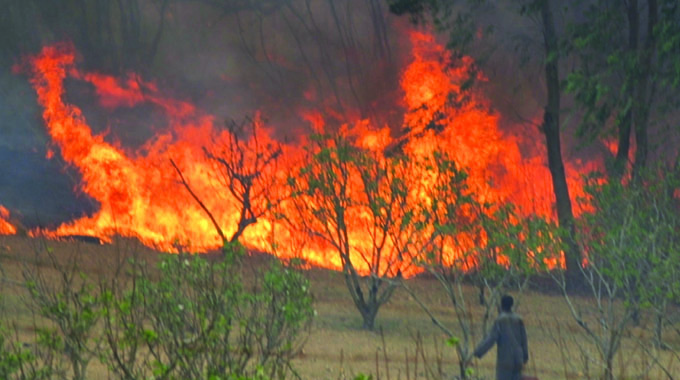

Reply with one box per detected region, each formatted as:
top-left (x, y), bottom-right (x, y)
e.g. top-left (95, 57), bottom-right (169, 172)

top-left (500, 294), bottom-right (514, 312)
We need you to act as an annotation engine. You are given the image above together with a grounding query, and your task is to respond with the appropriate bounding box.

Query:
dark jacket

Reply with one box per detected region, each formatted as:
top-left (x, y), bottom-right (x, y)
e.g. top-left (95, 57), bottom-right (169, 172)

top-left (474, 311), bottom-right (528, 380)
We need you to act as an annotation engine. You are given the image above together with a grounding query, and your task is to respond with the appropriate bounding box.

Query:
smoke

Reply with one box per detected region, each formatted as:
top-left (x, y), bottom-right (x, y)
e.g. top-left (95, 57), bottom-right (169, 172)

top-left (442, 0), bottom-right (616, 164)
top-left (0, 0), bottom-right (414, 227)
top-left (1, 0), bottom-right (597, 229)
top-left (148, 0), bottom-right (411, 134)
top-left (0, 148), bottom-right (96, 227)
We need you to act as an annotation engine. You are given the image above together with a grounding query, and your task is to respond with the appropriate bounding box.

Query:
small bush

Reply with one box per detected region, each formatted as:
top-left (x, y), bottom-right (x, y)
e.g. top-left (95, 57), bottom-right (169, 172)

top-left (100, 242), bottom-right (314, 379)
top-left (6, 241), bottom-right (313, 380)
top-left (22, 249), bottom-right (102, 380)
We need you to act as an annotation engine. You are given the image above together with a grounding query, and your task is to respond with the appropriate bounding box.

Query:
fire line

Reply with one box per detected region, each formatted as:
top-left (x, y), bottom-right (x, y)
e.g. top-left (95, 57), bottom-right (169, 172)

top-left (18, 31), bottom-right (599, 275)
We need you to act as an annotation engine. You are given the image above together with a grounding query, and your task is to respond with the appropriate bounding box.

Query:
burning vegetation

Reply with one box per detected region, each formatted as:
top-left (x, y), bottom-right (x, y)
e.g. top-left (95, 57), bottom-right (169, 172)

top-left (0, 206), bottom-right (16, 235)
top-left (1, 1), bottom-right (679, 378)
top-left (12, 28), bottom-right (598, 276)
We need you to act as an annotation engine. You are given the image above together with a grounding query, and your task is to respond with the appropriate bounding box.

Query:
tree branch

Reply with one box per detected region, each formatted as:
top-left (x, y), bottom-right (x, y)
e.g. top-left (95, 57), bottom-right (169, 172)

top-left (170, 158), bottom-right (227, 244)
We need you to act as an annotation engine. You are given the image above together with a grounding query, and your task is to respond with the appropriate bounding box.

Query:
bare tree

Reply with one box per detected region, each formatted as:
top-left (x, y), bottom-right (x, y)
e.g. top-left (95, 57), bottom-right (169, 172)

top-left (171, 116), bottom-right (284, 246)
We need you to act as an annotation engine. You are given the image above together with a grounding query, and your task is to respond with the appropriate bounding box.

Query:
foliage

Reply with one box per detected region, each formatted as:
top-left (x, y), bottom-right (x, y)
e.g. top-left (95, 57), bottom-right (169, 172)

top-left (288, 131), bottom-right (417, 330)
top-left (551, 163), bottom-right (680, 379)
top-left (580, 169), bottom-right (680, 308)
top-left (563, 0), bottom-right (680, 175)
top-left (0, 322), bottom-right (54, 380)
top-left (0, 328), bottom-right (24, 378)
top-left (6, 240), bottom-right (313, 380)
top-left (352, 374), bottom-right (373, 380)
top-left (99, 242), bottom-right (313, 380)
top-left (403, 151), bottom-right (559, 379)
top-left (22, 248), bottom-right (103, 380)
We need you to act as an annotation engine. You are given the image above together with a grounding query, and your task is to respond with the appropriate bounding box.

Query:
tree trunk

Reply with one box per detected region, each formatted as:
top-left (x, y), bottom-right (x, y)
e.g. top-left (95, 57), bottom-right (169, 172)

top-left (604, 350), bottom-right (614, 380)
top-left (540, 0), bottom-right (580, 287)
top-left (632, 0), bottom-right (657, 178)
top-left (653, 308), bottom-right (670, 350)
top-left (458, 357), bottom-right (470, 380)
top-left (614, 112), bottom-right (632, 176)
top-left (342, 261), bottom-right (375, 330)
top-left (612, 0), bottom-right (639, 177)
top-left (361, 305), bottom-right (378, 330)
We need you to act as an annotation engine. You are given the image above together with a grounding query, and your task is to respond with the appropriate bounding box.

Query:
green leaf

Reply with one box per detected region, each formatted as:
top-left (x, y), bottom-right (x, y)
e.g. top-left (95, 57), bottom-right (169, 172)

top-left (446, 336), bottom-right (460, 347)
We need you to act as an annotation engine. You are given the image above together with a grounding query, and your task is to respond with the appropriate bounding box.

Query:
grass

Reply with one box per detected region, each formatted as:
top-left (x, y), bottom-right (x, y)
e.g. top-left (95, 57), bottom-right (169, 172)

top-left (0, 234), bottom-right (679, 379)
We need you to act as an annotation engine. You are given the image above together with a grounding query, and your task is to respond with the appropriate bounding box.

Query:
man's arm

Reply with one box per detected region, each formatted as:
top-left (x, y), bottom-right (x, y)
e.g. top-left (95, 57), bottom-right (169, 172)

top-left (474, 322), bottom-right (499, 358)
top-left (520, 319), bottom-right (529, 364)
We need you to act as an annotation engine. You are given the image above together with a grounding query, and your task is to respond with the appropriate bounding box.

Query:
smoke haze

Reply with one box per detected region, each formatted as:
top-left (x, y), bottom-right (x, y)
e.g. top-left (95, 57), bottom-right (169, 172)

top-left (0, 0), bottom-right (613, 228)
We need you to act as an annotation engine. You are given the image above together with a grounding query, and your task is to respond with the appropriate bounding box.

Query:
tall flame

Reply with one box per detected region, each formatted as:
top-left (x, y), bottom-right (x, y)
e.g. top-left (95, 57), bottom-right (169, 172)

top-left (18, 31), bottom-right (600, 274)
top-left (400, 32), bottom-right (597, 218)
top-left (24, 44), bottom-right (286, 253)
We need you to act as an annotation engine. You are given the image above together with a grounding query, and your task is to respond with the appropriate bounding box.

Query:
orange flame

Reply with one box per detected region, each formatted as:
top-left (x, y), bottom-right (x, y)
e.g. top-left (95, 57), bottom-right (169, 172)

top-left (20, 31), bottom-right (602, 275)
top-left (25, 44), bottom-right (277, 253)
top-left (400, 32), bottom-right (597, 219)
top-left (0, 206), bottom-right (16, 235)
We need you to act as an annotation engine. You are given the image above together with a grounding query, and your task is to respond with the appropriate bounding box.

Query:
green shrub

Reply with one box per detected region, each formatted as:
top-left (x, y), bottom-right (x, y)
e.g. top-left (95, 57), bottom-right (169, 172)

top-left (22, 251), bottom-right (102, 380)
top-left (8, 240), bottom-right (313, 380)
top-left (100, 242), bottom-right (314, 379)
top-left (0, 323), bottom-right (55, 380)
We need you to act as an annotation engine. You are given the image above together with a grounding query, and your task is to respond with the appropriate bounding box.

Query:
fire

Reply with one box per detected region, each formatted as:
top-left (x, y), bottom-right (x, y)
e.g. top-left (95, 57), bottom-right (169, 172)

top-left (24, 44), bottom-right (280, 254)
top-left (18, 30), bottom-right (600, 275)
top-left (399, 32), bottom-right (595, 219)
top-left (0, 206), bottom-right (16, 235)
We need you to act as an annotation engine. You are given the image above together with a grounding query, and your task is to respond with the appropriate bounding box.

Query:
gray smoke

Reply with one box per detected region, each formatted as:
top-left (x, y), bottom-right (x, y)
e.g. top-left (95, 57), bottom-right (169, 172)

top-left (0, 0), bottom-right (410, 228)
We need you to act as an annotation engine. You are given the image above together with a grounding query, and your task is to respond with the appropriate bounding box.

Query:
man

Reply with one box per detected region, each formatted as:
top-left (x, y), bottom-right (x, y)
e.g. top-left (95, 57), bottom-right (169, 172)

top-left (473, 295), bottom-right (529, 380)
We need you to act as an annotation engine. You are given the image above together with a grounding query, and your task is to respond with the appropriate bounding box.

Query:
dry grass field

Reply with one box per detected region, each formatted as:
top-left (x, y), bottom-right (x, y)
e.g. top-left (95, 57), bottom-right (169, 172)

top-left (0, 234), bottom-right (679, 380)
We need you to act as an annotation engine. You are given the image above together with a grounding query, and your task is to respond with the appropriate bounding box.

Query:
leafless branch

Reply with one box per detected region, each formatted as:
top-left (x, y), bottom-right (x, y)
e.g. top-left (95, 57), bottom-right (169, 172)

top-left (170, 158), bottom-right (227, 243)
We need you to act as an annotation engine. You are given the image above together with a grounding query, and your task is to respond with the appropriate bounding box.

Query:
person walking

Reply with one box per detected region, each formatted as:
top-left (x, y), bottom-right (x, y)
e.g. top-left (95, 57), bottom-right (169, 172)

top-left (473, 294), bottom-right (529, 380)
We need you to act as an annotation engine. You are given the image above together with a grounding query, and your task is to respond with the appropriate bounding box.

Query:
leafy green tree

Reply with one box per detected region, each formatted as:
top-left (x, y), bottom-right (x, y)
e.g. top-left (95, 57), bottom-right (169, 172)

top-left (288, 132), bottom-right (417, 330)
top-left (564, 0), bottom-right (680, 177)
top-left (551, 163), bottom-right (680, 379)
